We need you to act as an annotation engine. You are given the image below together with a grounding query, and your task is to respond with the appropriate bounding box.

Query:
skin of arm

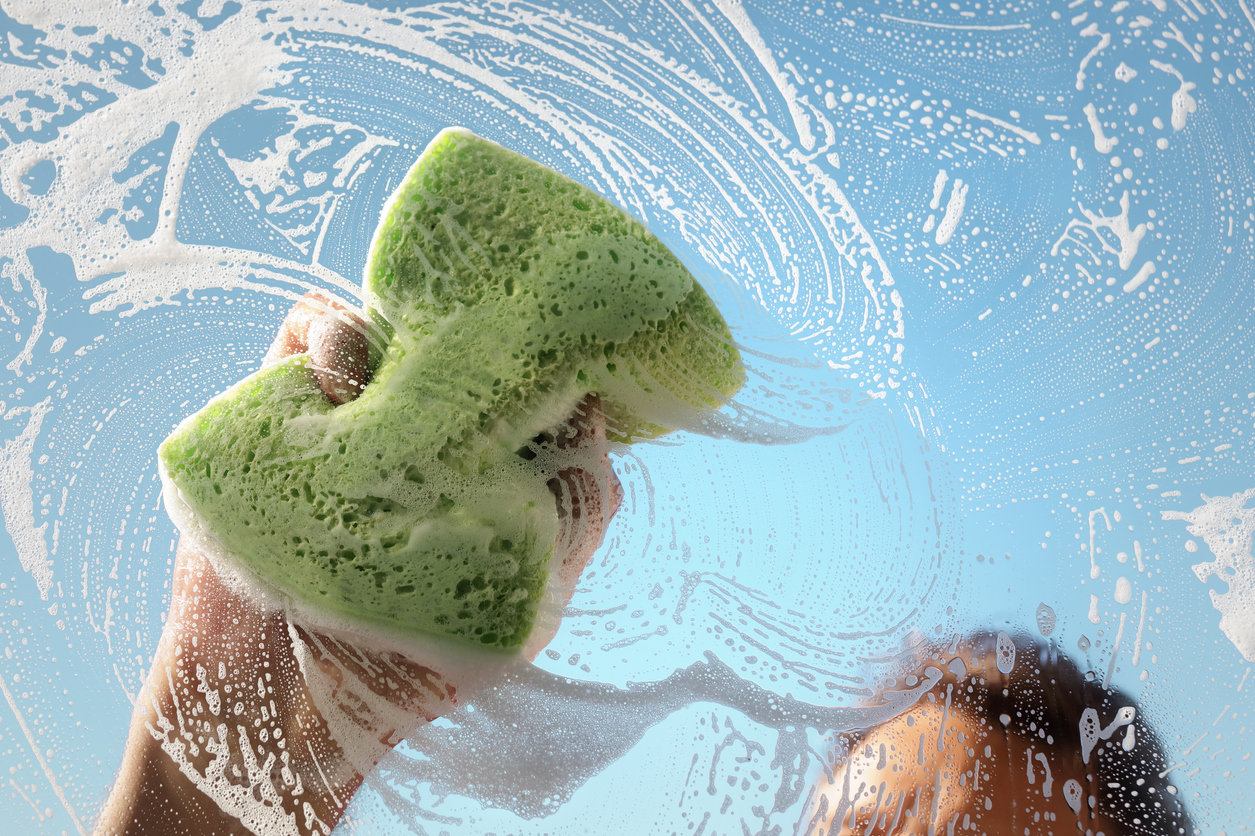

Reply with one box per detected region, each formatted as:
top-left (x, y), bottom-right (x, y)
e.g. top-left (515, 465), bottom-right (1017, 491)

top-left (94, 543), bottom-right (380, 836)
top-left (94, 295), bottom-right (621, 836)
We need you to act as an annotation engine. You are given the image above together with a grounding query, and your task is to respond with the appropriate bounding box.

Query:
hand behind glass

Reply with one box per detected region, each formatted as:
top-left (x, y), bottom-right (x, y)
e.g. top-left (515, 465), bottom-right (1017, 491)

top-left (95, 293), bottom-right (622, 836)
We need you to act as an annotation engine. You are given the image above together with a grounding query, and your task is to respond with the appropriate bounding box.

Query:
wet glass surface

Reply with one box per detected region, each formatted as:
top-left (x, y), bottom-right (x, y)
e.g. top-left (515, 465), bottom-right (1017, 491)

top-left (0, 0), bottom-right (1251, 833)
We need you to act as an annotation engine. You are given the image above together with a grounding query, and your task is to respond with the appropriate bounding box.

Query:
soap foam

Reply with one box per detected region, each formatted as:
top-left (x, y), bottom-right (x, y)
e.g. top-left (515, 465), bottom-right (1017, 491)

top-left (1163, 488), bottom-right (1255, 662)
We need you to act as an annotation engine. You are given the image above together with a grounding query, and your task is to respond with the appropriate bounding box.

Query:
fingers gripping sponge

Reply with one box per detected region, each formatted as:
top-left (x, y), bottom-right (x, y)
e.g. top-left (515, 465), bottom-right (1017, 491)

top-left (159, 128), bottom-right (743, 651)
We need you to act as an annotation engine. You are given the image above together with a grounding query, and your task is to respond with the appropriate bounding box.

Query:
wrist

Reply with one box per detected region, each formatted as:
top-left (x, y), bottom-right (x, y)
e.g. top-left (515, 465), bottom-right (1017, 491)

top-left (96, 564), bottom-right (363, 835)
top-left (96, 543), bottom-right (454, 836)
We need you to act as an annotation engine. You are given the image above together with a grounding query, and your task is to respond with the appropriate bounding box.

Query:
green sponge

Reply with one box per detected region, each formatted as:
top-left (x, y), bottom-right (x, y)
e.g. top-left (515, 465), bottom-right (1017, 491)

top-left (159, 128), bottom-right (743, 650)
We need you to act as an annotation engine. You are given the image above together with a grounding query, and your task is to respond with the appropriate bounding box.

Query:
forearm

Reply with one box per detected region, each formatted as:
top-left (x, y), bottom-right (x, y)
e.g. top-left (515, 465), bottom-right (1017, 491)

top-left (96, 673), bottom-right (365, 835)
top-left (94, 700), bottom-right (265, 836)
top-left (94, 548), bottom-right (370, 836)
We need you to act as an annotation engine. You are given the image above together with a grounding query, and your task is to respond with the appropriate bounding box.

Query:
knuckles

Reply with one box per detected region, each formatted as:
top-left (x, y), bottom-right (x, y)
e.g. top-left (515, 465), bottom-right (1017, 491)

top-left (267, 291), bottom-right (373, 405)
top-left (308, 313), bottom-right (371, 405)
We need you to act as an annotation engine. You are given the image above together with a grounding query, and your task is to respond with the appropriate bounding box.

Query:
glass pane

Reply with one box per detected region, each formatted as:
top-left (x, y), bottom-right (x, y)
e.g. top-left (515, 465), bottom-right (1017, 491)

top-left (0, 0), bottom-right (1248, 834)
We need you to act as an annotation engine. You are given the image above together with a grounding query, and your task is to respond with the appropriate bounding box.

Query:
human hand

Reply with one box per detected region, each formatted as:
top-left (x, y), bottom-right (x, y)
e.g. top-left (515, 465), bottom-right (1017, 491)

top-left (95, 293), bottom-right (622, 836)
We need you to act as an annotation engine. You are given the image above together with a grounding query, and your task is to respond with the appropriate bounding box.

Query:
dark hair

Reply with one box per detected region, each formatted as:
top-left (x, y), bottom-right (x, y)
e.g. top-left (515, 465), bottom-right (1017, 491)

top-left (881, 632), bottom-right (1193, 836)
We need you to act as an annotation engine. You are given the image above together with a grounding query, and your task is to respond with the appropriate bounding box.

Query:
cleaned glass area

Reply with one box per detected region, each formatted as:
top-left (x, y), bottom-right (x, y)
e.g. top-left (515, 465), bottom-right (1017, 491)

top-left (0, 0), bottom-right (1250, 833)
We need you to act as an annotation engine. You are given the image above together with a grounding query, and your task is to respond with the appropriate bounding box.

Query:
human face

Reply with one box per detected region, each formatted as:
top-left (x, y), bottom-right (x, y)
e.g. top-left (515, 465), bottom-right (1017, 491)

top-left (808, 698), bottom-right (1122, 835)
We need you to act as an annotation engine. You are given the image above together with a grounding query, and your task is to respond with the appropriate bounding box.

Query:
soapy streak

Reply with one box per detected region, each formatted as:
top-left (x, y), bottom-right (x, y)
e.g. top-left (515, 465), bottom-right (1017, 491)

top-left (964, 108), bottom-right (1041, 144)
top-left (1162, 489), bottom-right (1255, 662)
top-left (1162, 22), bottom-right (1203, 62)
top-left (9, 778), bottom-right (45, 822)
top-left (672, 0), bottom-right (770, 116)
top-left (1083, 103), bottom-right (1118, 153)
top-left (1102, 610), bottom-right (1127, 689)
top-left (675, 569), bottom-right (925, 679)
top-left (302, 27), bottom-right (673, 232)
top-left (85, 237), bottom-right (367, 318)
top-left (307, 739), bottom-right (343, 809)
top-left (1171, 0), bottom-right (1200, 23)
top-left (308, 27), bottom-right (774, 284)
top-left (711, 0), bottom-right (815, 151)
top-left (0, 670), bottom-right (87, 835)
top-left (389, 652), bottom-right (945, 821)
top-left (1242, 0), bottom-right (1255, 35)
top-left (1124, 261), bottom-right (1156, 293)
top-left (1132, 591), bottom-right (1148, 665)
top-left (1088, 506), bottom-right (1112, 579)
top-left (1051, 191), bottom-right (1147, 270)
top-left (0, 398), bottom-right (54, 598)
top-left (934, 179), bottom-right (968, 245)
top-left (1075, 23), bottom-right (1111, 90)
top-left (880, 13), bottom-right (1031, 29)
top-left (929, 170), bottom-right (948, 210)
top-left (4, 269), bottom-right (46, 375)
top-left (1149, 60), bottom-right (1199, 130)
top-left (288, 624), bottom-right (449, 771)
